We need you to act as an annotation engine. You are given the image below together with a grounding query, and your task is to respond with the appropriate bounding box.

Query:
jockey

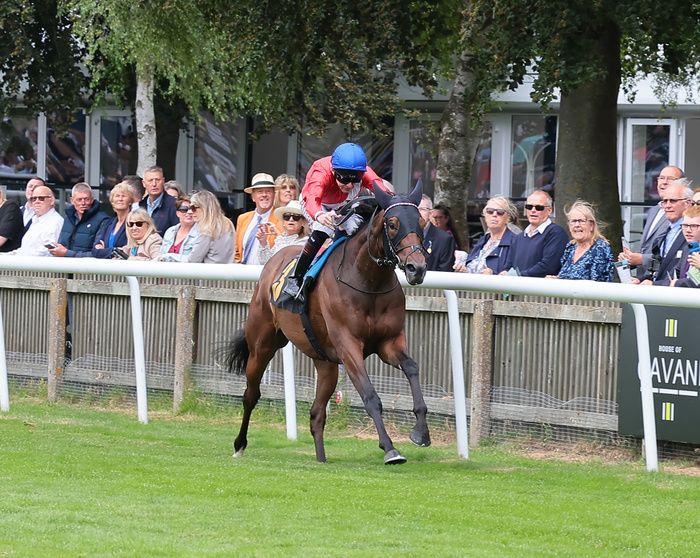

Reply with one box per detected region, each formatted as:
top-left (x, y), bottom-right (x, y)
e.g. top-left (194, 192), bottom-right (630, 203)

top-left (283, 142), bottom-right (392, 300)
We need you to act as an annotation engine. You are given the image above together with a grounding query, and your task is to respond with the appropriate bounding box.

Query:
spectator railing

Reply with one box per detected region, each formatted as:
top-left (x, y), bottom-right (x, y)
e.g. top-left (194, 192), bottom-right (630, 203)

top-left (1, 257), bottom-right (699, 471)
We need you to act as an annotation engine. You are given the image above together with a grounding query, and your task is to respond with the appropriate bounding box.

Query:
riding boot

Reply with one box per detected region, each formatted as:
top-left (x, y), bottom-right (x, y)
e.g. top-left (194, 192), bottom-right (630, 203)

top-left (283, 230), bottom-right (328, 300)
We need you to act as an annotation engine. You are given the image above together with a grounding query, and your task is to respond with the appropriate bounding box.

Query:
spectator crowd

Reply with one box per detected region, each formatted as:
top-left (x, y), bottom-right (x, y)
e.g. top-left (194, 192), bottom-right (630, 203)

top-left (0, 157), bottom-right (698, 290)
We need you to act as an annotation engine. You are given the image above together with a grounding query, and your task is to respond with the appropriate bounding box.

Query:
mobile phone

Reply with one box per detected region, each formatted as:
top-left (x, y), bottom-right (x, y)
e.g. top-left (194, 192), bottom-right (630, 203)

top-left (112, 247), bottom-right (129, 260)
top-left (44, 242), bottom-right (56, 249)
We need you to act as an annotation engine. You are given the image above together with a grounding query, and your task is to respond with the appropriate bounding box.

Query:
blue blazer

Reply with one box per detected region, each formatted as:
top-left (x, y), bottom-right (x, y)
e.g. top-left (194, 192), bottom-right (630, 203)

top-left (466, 228), bottom-right (515, 274)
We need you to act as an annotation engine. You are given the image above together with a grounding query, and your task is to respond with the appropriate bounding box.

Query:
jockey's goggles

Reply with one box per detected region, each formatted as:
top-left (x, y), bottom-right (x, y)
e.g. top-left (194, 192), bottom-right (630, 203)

top-left (334, 170), bottom-right (363, 184)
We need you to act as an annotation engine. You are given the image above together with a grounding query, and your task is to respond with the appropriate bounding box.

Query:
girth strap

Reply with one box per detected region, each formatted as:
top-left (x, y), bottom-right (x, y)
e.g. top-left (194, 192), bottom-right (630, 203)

top-left (300, 308), bottom-right (331, 362)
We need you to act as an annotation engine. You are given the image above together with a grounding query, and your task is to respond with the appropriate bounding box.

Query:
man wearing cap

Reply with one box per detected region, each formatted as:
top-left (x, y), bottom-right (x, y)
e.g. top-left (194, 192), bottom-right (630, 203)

top-left (282, 142), bottom-right (392, 300)
top-left (138, 166), bottom-right (178, 236)
top-left (235, 172), bottom-right (283, 264)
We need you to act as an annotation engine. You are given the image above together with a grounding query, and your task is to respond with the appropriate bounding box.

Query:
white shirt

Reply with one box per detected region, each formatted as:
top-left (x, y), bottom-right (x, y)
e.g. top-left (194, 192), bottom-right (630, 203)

top-left (14, 208), bottom-right (64, 256)
top-left (242, 209), bottom-right (272, 265)
top-left (21, 204), bottom-right (35, 226)
top-left (524, 218), bottom-right (552, 237)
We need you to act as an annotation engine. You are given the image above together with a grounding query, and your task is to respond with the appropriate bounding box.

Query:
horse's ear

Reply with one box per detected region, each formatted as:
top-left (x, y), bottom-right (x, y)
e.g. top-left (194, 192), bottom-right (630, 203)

top-left (408, 181), bottom-right (423, 206)
top-left (372, 180), bottom-right (392, 209)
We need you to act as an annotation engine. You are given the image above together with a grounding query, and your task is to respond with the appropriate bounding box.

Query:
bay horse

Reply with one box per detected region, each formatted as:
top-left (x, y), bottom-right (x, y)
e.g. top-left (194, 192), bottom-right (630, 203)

top-left (224, 182), bottom-right (431, 464)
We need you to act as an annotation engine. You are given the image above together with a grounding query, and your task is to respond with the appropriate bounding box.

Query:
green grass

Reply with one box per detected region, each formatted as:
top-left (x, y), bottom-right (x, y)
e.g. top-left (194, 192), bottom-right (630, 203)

top-left (0, 400), bottom-right (698, 558)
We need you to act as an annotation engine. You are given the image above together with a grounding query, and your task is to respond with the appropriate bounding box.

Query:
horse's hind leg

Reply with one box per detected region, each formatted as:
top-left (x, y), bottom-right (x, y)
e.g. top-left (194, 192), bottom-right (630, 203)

top-left (378, 337), bottom-right (431, 447)
top-left (309, 359), bottom-right (339, 463)
top-left (234, 330), bottom-right (285, 457)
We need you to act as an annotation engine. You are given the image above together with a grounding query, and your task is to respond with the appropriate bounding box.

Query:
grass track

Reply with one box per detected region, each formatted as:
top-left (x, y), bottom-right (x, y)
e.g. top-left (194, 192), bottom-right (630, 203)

top-left (0, 400), bottom-right (698, 557)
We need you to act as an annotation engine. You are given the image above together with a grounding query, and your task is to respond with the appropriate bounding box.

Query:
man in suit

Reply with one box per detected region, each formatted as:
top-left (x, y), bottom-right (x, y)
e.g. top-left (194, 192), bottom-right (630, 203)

top-left (418, 195), bottom-right (455, 271)
top-left (639, 182), bottom-right (692, 285)
top-left (138, 166), bottom-right (178, 236)
top-left (235, 172), bottom-right (282, 264)
top-left (620, 165), bottom-right (684, 278)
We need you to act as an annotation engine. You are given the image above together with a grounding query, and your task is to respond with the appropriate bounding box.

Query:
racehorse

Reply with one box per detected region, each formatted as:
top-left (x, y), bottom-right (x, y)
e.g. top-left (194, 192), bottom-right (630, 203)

top-left (224, 182), bottom-right (431, 464)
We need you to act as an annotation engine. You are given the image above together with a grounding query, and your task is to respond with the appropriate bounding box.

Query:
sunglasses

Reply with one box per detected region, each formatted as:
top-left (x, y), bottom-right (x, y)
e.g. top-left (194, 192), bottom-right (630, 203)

top-left (334, 170), bottom-right (362, 184)
top-left (525, 204), bottom-right (548, 211)
top-left (127, 221), bottom-right (146, 228)
top-left (692, 201), bottom-right (700, 206)
top-left (177, 206), bottom-right (197, 213)
top-left (282, 213), bottom-right (303, 221)
top-left (484, 208), bottom-right (506, 216)
top-left (30, 196), bottom-right (50, 202)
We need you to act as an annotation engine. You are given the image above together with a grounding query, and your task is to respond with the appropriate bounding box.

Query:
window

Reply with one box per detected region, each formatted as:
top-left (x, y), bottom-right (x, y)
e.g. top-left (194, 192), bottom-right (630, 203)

top-left (0, 112), bottom-right (39, 177)
top-left (46, 113), bottom-right (86, 185)
top-left (193, 112), bottom-right (243, 193)
top-left (510, 115), bottom-right (557, 199)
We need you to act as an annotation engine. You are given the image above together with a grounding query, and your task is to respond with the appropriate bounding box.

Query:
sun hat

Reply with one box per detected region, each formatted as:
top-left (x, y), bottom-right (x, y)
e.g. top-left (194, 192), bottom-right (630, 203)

top-left (273, 200), bottom-right (305, 221)
top-left (244, 172), bottom-right (277, 194)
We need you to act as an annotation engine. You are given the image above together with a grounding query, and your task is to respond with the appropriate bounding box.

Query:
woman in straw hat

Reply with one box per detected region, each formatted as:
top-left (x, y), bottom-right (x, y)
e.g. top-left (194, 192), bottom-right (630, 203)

top-left (258, 200), bottom-right (309, 265)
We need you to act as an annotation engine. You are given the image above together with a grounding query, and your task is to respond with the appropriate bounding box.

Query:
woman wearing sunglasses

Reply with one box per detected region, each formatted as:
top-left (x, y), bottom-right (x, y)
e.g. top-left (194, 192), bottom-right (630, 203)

top-left (173, 190), bottom-right (235, 263)
top-left (258, 200), bottom-right (309, 265)
top-left (158, 196), bottom-right (200, 261)
top-left (121, 208), bottom-right (162, 260)
top-left (454, 196), bottom-right (517, 274)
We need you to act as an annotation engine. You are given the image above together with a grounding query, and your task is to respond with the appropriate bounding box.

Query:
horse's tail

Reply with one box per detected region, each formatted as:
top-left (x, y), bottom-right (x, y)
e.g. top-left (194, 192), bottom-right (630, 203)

top-left (223, 329), bottom-right (249, 375)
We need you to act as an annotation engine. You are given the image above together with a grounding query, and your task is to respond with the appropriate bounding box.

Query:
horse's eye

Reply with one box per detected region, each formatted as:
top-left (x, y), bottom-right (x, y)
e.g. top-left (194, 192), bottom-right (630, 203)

top-left (388, 221), bottom-right (398, 231)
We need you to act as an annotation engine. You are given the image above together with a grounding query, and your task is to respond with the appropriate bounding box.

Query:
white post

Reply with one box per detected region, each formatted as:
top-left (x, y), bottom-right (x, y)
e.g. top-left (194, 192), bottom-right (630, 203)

top-left (444, 290), bottom-right (469, 459)
top-left (282, 343), bottom-right (297, 441)
top-left (0, 299), bottom-right (9, 412)
top-left (630, 303), bottom-right (659, 472)
top-left (126, 277), bottom-right (148, 424)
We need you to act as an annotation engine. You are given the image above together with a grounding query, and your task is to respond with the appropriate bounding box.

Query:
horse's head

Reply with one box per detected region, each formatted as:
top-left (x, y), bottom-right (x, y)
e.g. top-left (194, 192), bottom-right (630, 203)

top-left (371, 181), bottom-right (427, 285)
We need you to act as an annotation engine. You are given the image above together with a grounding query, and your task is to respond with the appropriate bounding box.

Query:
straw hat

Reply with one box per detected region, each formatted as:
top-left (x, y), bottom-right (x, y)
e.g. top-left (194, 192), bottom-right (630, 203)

top-left (244, 172), bottom-right (277, 194)
top-left (274, 200), bottom-right (304, 221)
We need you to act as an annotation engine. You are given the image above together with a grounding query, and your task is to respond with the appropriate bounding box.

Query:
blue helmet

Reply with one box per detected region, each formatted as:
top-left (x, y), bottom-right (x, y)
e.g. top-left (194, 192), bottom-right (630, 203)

top-left (331, 143), bottom-right (367, 172)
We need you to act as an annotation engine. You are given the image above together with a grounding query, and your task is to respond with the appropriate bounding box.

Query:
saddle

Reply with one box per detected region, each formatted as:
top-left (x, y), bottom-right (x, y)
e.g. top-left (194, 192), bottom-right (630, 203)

top-left (271, 235), bottom-right (348, 314)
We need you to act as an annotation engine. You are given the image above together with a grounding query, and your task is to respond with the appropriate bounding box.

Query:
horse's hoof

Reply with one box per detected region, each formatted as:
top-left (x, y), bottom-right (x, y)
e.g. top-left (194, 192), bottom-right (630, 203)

top-left (233, 448), bottom-right (245, 458)
top-left (410, 430), bottom-right (431, 447)
top-left (384, 449), bottom-right (407, 465)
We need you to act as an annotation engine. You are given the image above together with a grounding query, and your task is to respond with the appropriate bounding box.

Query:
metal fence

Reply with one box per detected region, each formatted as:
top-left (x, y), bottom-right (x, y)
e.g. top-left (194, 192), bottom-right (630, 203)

top-left (0, 271), bottom-right (623, 440)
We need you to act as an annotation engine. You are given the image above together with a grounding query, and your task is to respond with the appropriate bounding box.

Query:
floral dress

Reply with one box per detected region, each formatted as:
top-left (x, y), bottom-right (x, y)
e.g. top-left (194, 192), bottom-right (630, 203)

top-left (558, 238), bottom-right (614, 281)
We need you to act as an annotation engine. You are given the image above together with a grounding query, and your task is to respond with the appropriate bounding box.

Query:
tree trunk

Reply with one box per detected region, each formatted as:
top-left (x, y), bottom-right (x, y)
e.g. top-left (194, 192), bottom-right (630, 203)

top-left (135, 61), bottom-right (157, 175)
top-left (435, 48), bottom-right (482, 250)
top-left (554, 19), bottom-right (623, 254)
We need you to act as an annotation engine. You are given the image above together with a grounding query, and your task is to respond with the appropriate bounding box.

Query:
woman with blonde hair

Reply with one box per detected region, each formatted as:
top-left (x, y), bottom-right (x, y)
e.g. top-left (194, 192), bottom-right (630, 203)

top-left (455, 196), bottom-right (517, 274)
top-left (273, 174), bottom-right (300, 208)
top-left (121, 208), bottom-right (162, 260)
top-left (553, 200), bottom-right (613, 281)
top-left (183, 190), bottom-right (235, 263)
top-left (0, 187), bottom-right (23, 252)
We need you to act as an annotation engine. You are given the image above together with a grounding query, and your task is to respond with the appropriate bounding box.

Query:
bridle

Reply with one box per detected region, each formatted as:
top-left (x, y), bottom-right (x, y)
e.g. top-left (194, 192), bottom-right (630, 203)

top-left (366, 202), bottom-right (428, 270)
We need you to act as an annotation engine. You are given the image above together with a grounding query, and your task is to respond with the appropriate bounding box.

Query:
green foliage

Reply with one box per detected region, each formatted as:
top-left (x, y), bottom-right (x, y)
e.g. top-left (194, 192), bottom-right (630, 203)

top-left (464, 0), bottom-right (700, 111)
top-left (0, 0), bottom-right (87, 125)
top-left (1, 400), bottom-right (698, 556)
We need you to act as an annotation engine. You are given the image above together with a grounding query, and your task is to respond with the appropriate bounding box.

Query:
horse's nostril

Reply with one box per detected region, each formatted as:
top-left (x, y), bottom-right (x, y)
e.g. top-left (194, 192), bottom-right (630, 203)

top-left (405, 264), bottom-right (416, 274)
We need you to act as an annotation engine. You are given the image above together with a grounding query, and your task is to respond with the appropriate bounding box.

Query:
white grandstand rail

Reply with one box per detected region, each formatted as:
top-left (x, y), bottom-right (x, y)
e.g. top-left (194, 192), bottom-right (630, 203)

top-left (1, 259), bottom-right (699, 470)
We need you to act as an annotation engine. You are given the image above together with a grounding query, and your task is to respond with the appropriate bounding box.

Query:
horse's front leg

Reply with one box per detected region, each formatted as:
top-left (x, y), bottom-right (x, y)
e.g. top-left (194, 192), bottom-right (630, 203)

top-left (378, 337), bottom-right (431, 447)
top-left (309, 359), bottom-right (339, 463)
top-left (341, 345), bottom-right (406, 465)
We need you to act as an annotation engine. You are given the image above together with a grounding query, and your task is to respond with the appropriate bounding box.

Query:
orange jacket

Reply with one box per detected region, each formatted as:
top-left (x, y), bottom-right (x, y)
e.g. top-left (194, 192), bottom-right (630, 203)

top-left (234, 210), bottom-right (282, 263)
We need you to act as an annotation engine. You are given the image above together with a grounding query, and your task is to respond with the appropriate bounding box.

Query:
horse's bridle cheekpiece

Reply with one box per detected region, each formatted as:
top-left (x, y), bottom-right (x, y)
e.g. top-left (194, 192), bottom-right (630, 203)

top-left (367, 201), bottom-right (428, 269)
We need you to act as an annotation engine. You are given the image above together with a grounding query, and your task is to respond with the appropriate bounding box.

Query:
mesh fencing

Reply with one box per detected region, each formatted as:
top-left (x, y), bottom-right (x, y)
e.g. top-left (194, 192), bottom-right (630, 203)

top-left (5, 351), bottom-right (699, 464)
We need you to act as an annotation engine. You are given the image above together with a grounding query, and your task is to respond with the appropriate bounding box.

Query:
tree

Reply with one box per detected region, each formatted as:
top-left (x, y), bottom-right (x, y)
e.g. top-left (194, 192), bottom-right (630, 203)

top-left (0, 0), bottom-right (87, 126)
top-left (462, 0), bottom-right (700, 252)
